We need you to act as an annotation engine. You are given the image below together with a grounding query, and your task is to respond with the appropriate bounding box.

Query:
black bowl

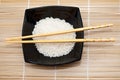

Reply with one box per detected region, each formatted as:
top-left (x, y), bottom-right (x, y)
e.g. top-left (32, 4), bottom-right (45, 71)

top-left (22, 6), bottom-right (84, 66)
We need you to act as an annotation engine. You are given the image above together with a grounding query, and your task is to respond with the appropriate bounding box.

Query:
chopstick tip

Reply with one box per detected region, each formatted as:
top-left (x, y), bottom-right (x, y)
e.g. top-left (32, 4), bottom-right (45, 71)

top-left (107, 24), bottom-right (114, 26)
top-left (109, 38), bottom-right (116, 42)
top-left (5, 38), bottom-right (10, 41)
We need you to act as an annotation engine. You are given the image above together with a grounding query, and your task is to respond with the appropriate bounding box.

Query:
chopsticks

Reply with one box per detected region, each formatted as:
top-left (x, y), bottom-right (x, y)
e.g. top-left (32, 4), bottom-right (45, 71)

top-left (6, 24), bottom-right (113, 41)
top-left (6, 38), bottom-right (115, 43)
top-left (5, 24), bottom-right (115, 43)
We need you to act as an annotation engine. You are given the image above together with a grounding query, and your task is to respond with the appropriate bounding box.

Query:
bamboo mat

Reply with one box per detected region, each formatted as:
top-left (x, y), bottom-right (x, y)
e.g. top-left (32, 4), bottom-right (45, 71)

top-left (0, 0), bottom-right (120, 80)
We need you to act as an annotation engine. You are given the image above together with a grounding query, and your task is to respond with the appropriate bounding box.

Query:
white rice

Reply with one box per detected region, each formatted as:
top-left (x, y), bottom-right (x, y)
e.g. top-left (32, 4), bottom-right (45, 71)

top-left (32, 17), bottom-right (76, 57)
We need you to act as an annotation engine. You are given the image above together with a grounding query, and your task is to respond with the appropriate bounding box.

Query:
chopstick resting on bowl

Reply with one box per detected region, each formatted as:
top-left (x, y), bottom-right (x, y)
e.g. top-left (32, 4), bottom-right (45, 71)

top-left (6, 24), bottom-right (113, 41)
top-left (6, 38), bottom-right (115, 43)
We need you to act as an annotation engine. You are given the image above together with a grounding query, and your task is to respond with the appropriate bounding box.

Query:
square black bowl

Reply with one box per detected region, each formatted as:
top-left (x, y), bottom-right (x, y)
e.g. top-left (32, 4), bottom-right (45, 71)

top-left (22, 6), bottom-right (84, 66)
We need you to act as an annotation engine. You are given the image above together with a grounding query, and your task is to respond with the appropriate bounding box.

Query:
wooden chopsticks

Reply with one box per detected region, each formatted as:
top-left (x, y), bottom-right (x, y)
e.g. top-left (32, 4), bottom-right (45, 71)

top-left (6, 24), bottom-right (113, 41)
top-left (5, 24), bottom-right (115, 43)
top-left (6, 38), bottom-right (115, 43)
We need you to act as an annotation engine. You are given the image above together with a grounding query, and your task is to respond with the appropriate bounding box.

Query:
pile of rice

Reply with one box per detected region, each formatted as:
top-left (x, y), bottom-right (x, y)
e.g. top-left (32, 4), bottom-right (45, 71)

top-left (32, 17), bottom-right (76, 57)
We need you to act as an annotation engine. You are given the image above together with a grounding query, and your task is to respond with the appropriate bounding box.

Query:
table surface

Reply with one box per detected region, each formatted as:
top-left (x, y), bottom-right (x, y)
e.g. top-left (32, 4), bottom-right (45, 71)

top-left (0, 0), bottom-right (120, 80)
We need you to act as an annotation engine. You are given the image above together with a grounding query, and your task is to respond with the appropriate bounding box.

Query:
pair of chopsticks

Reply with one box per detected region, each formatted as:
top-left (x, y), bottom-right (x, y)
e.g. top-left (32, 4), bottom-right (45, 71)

top-left (5, 24), bottom-right (115, 43)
